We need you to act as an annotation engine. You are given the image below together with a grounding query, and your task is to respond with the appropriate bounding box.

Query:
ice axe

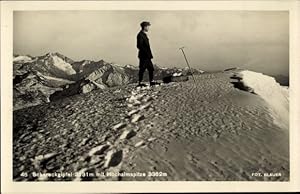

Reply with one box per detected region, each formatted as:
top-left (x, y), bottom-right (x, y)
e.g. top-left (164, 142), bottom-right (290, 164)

top-left (179, 47), bottom-right (196, 85)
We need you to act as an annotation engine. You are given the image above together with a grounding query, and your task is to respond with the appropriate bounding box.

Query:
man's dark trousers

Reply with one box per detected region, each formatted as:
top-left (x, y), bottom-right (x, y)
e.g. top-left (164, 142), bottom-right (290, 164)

top-left (139, 59), bottom-right (154, 83)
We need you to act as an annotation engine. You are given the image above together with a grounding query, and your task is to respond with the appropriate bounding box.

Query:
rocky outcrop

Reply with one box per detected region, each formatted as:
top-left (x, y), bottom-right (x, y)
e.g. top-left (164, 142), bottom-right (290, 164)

top-left (13, 72), bottom-right (62, 110)
top-left (71, 59), bottom-right (106, 80)
top-left (49, 79), bottom-right (107, 101)
top-left (105, 66), bottom-right (131, 87)
top-left (49, 64), bottom-right (134, 101)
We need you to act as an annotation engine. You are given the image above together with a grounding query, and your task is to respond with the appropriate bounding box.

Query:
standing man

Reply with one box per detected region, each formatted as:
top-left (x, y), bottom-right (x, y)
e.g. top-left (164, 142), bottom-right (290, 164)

top-left (137, 21), bottom-right (157, 86)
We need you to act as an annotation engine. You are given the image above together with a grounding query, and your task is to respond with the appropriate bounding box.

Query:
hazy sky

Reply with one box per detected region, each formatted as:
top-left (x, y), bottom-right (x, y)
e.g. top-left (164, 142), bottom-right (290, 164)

top-left (14, 11), bottom-right (289, 76)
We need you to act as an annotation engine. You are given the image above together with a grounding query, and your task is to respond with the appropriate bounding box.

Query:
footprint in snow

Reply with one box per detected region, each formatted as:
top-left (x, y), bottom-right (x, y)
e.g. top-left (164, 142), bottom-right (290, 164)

top-left (131, 114), bottom-right (145, 123)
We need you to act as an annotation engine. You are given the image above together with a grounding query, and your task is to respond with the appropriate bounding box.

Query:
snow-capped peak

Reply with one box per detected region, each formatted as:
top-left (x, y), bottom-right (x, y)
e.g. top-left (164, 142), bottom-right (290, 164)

top-left (13, 55), bottom-right (32, 62)
top-left (42, 52), bottom-right (74, 64)
top-left (125, 64), bottom-right (138, 69)
top-left (81, 60), bottom-right (92, 66)
top-left (45, 52), bottom-right (63, 57)
top-left (51, 55), bottom-right (76, 75)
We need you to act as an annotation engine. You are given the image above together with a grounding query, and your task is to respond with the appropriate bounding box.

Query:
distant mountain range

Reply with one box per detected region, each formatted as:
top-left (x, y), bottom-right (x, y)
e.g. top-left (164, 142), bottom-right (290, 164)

top-left (272, 74), bottom-right (289, 86)
top-left (13, 52), bottom-right (203, 110)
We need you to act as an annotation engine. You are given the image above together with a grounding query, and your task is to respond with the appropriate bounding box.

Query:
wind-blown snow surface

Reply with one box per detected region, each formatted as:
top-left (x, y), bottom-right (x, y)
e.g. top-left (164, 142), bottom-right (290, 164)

top-left (238, 70), bottom-right (289, 129)
top-left (13, 71), bottom-right (289, 181)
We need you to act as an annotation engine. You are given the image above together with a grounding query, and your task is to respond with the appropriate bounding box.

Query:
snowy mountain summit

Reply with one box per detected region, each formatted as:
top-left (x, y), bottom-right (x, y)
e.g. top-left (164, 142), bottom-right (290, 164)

top-left (13, 68), bottom-right (289, 181)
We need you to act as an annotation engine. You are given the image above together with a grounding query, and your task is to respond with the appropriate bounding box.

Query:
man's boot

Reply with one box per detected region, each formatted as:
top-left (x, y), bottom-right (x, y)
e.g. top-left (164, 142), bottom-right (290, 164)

top-left (138, 82), bottom-right (147, 87)
top-left (150, 81), bottom-right (160, 86)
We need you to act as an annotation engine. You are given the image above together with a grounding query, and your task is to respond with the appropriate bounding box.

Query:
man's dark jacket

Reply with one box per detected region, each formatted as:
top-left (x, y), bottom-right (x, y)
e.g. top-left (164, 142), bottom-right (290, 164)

top-left (137, 31), bottom-right (153, 59)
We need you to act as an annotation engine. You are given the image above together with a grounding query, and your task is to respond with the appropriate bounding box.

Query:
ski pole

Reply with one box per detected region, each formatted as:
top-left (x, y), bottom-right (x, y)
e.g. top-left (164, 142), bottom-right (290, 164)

top-left (179, 47), bottom-right (196, 84)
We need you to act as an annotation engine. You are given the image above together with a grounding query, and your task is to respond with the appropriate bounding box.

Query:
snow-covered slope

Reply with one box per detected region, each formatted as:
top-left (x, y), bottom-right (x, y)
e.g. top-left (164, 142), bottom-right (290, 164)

top-left (13, 55), bottom-right (33, 62)
top-left (51, 55), bottom-right (76, 75)
top-left (237, 70), bottom-right (289, 129)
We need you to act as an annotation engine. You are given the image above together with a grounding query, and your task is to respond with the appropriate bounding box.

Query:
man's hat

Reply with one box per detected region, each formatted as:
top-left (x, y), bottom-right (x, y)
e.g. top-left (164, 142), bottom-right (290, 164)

top-left (140, 21), bottom-right (151, 28)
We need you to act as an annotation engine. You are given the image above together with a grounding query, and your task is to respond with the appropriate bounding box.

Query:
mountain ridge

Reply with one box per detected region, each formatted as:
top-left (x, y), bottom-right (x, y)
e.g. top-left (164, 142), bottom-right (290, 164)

top-left (13, 53), bottom-right (203, 110)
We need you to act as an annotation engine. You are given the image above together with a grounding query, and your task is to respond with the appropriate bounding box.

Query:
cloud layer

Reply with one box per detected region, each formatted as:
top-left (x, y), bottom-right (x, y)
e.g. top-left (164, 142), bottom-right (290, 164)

top-left (14, 11), bottom-right (289, 76)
